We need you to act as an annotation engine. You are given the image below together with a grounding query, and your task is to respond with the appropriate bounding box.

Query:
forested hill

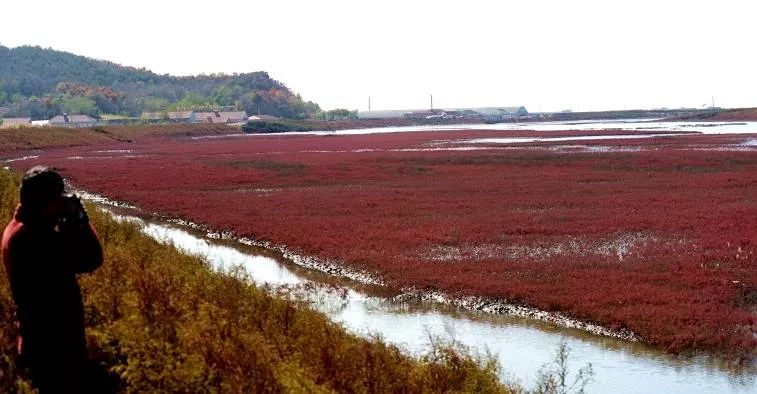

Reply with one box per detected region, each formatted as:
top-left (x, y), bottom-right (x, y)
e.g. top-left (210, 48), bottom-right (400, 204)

top-left (0, 45), bottom-right (320, 120)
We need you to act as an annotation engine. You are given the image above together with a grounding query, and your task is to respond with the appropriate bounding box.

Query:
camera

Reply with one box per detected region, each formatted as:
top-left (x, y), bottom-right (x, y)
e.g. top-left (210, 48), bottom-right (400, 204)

top-left (58, 193), bottom-right (89, 229)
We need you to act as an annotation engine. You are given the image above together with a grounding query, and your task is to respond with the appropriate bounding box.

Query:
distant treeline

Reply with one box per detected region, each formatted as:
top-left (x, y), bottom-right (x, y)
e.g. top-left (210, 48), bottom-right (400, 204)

top-left (0, 45), bottom-right (320, 120)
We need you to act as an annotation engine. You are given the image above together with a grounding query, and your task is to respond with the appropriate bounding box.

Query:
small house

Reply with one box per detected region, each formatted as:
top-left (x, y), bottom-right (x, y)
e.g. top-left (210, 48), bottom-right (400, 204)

top-left (469, 107), bottom-right (529, 122)
top-left (195, 111), bottom-right (248, 124)
top-left (403, 110), bottom-right (439, 120)
top-left (499, 106), bottom-right (529, 118)
top-left (222, 111), bottom-right (248, 123)
top-left (0, 117), bottom-right (32, 128)
top-left (167, 111), bottom-right (195, 123)
top-left (49, 114), bottom-right (97, 128)
top-left (141, 112), bottom-right (167, 123)
top-left (195, 112), bottom-right (229, 124)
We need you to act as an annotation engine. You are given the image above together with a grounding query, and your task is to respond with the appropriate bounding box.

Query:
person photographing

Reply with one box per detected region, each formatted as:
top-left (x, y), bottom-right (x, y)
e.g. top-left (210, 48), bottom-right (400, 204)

top-left (2, 166), bottom-right (108, 393)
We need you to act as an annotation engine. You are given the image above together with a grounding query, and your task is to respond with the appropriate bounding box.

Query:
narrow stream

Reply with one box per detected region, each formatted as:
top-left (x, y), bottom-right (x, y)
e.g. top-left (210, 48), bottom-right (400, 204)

top-left (189, 119), bottom-right (757, 138)
top-left (113, 214), bottom-right (754, 393)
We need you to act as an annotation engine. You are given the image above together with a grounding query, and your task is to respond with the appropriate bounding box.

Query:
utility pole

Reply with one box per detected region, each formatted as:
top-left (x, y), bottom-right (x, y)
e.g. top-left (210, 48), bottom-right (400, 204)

top-left (430, 94), bottom-right (434, 112)
top-left (368, 96), bottom-right (371, 111)
top-left (711, 96), bottom-right (715, 109)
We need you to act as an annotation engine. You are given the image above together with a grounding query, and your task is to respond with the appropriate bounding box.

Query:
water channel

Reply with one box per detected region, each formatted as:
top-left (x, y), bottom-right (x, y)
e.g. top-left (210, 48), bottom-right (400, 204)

top-left (112, 213), bottom-right (755, 393)
top-left (190, 119), bottom-right (757, 139)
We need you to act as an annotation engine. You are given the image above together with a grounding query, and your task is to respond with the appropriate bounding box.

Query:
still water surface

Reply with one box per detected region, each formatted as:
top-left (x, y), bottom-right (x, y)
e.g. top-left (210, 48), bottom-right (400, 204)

top-left (120, 216), bottom-right (755, 393)
top-left (191, 119), bottom-right (757, 138)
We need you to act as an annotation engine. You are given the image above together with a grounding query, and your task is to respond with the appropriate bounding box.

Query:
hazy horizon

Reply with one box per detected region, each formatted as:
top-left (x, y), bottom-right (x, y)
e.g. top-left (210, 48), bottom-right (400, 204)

top-left (2, 0), bottom-right (755, 112)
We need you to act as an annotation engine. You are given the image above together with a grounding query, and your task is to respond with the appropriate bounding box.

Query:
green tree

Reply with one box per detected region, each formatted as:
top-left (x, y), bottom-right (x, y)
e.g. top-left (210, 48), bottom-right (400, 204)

top-left (142, 97), bottom-right (170, 112)
top-left (168, 93), bottom-right (214, 111)
top-left (325, 108), bottom-right (357, 120)
top-left (56, 95), bottom-right (98, 116)
top-left (210, 84), bottom-right (244, 107)
top-left (0, 45), bottom-right (322, 119)
top-left (240, 92), bottom-right (267, 116)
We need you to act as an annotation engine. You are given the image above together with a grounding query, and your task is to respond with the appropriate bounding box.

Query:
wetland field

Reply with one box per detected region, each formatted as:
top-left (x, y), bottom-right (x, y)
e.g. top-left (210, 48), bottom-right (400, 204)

top-left (4, 122), bottom-right (757, 392)
top-left (10, 126), bottom-right (756, 360)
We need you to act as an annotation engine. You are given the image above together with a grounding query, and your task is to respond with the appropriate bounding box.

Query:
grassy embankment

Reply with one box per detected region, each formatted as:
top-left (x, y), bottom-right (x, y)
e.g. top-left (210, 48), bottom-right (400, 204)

top-left (0, 124), bottom-right (238, 153)
top-left (666, 107), bottom-right (757, 122)
top-left (241, 118), bottom-right (475, 134)
top-left (0, 169), bottom-right (510, 393)
top-left (1, 119), bottom-right (468, 150)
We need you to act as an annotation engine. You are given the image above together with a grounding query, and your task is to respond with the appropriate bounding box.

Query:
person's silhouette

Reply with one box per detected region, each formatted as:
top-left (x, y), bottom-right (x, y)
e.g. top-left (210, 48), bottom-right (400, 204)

top-left (2, 166), bottom-right (111, 393)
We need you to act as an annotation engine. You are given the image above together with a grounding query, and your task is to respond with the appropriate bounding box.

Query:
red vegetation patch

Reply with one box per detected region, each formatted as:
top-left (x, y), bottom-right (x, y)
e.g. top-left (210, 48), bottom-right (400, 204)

top-left (17, 130), bottom-right (757, 359)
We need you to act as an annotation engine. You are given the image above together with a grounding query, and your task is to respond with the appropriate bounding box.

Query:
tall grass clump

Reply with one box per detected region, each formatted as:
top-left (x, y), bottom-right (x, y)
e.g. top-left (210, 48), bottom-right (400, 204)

top-left (0, 169), bottom-right (511, 392)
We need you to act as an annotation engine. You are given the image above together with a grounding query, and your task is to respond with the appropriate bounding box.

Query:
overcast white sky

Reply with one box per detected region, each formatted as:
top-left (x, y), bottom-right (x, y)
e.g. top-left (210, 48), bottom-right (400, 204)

top-left (1, 0), bottom-right (756, 112)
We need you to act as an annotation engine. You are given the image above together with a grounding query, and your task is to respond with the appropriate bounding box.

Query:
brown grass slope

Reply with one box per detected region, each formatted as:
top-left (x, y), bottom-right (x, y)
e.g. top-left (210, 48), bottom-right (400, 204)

top-left (0, 124), bottom-right (238, 154)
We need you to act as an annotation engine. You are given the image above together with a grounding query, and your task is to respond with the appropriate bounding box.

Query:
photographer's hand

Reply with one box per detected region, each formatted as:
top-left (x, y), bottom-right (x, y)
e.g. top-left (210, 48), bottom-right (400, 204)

top-left (70, 195), bottom-right (89, 226)
top-left (59, 195), bottom-right (102, 273)
top-left (58, 194), bottom-right (89, 233)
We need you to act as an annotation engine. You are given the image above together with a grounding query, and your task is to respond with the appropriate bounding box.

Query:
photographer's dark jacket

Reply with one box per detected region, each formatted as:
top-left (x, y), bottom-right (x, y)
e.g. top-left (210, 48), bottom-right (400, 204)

top-left (1, 205), bottom-right (103, 363)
